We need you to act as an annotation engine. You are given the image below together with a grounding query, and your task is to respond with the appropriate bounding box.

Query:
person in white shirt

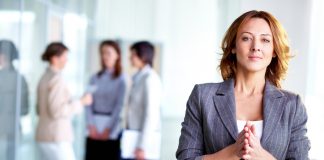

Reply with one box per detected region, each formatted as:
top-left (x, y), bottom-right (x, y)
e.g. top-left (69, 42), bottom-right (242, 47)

top-left (124, 41), bottom-right (162, 160)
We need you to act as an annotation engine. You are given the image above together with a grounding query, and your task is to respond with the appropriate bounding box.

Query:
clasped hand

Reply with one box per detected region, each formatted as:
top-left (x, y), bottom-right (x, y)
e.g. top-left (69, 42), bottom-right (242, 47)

top-left (233, 121), bottom-right (275, 160)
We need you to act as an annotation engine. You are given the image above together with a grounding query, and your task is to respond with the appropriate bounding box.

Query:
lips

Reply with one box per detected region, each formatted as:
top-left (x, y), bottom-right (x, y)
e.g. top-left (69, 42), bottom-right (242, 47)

top-left (248, 55), bottom-right (262, 60)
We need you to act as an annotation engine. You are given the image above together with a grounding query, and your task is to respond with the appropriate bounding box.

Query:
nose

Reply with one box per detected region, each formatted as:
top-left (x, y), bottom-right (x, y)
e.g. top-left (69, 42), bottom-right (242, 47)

top-left (251, 48), bottom-right (261, 52)
top-left (251, 39), bottom-right (262, 52)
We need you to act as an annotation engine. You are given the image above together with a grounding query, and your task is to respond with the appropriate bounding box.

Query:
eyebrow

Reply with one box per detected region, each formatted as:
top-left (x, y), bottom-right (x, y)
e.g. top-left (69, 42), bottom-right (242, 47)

top-left (241, 31), bottom-right (272, 37)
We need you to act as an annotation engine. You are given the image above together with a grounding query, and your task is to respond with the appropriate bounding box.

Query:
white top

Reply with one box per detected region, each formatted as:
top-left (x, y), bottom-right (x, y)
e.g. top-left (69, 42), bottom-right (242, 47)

top-left (237, 120), bottom-right (263, 139)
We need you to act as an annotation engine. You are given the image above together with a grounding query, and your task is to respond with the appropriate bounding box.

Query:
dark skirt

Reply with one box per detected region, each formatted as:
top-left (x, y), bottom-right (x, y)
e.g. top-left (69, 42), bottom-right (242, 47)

top-left (85, 136), bottom-right (121, 160)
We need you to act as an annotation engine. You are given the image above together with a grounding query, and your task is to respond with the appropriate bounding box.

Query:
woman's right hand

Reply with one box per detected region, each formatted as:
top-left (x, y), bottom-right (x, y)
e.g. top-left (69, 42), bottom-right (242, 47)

top-left (81, 93), bottom-right (93, 106)
top-left (234, 128), bottom-right (250, 158)
top-left (88, 125), bottom-right (99, 139)
top-left (203, 129), bottom-right (246, 160)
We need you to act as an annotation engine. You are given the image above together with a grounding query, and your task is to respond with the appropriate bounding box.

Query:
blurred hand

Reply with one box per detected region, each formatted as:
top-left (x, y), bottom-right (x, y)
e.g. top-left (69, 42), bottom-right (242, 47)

top-left (98, 128), bottom-right (110, 140)
top-left (135, 148), bottom-right (145, 160)
top-left (88, 125), bottom-right (100, 140)
top-left (81, 93), bottom-right (92, 106)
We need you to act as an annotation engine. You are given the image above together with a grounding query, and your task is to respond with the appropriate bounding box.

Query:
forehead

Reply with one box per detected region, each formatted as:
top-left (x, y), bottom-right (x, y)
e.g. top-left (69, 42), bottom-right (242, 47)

top-left (238, 18), bottom-right (272, 36)
top-left (102, 45), bottom-right (116, 52)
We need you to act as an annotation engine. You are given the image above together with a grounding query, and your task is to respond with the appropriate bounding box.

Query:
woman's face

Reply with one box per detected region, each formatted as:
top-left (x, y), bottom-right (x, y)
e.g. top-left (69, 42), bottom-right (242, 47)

top-left (233, 18), bottom-right (275, 74)
top-left (51, 50), bottom-right (68, 70)
top-left (57, 50), bottom-right (68, 69)
top-left (130, 49), bottom-right (144, 69)
top-left (101, 45), bottom-right (119, 69)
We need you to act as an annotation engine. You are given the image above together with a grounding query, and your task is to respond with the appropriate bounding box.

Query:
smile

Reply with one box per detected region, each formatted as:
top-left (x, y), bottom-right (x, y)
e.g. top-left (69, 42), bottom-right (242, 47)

top-left (248, 55), bottom-right (262, 60)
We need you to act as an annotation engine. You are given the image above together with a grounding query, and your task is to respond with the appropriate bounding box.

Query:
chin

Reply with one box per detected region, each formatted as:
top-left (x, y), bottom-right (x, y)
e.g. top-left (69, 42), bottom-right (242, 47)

top-left (241, 64), bottom-right (267, 73)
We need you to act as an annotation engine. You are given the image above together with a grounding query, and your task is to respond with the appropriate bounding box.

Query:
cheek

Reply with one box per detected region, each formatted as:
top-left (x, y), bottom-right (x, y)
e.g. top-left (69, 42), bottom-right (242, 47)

top-left (102, 54), bottom-right (111, 64)
top-left (235, 44), bottom-right (251, 58)
top-left (265, 54), bottom-right (274, 66)
top-left (111, 54), bottom-right (118, 62)
top-left (61, 56), bottom-right (67, 64)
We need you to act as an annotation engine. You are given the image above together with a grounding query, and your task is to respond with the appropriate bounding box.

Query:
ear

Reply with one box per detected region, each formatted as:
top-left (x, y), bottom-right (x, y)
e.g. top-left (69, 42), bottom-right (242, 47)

top-left (231, 48), bottom-right (236, 54)
top-left (272, 52), bottom-right (276, 58)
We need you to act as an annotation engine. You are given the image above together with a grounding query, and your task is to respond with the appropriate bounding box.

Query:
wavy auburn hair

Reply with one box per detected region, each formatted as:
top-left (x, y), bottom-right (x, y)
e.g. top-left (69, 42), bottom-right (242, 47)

top-left (219, 10), bottom-right (291, 88)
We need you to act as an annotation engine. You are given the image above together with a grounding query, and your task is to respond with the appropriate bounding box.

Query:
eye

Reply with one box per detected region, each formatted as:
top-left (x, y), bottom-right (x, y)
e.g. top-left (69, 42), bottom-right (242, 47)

top-left (262, 39), bottom-right (271, 43)
top-left (242, 36), bottom-right (251, 41)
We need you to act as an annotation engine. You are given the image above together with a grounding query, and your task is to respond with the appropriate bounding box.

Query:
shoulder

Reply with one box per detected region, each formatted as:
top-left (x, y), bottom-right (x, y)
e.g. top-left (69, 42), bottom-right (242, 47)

top-left (144, 69), bottom-right (161, 83)
top-left (89, 73), bottom-right (99, 83)
top-left (117, 73), bottom-right (128, 85)
top-left (192, 81), bottom-right (224, 95)
top-left (187, 82), bottom-right (225, 105)
top-left (118, 72), bottom-right (127, 80)
top-left (278, 89), bottom-right (302, 104)
top-left (275, 88), bottom-right (307, 120)
top-left (48, 73), bottom-right (64, 89)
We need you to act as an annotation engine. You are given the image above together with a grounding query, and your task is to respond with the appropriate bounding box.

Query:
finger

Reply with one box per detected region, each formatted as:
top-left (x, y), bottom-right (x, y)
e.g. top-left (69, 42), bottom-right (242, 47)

top-left (237, 130), bottom-right (247, 144)
top-left (244, 145), bottom-right (254, 156)
top-left (244, 138), bottom-right (249, 145)
top-left (242, 153), bottom-right (251, 160)
top-left (244, 126), bottom-right (249, 132)
top-left (248, 129), bottom-right (259, 148)
top-left (238, 129), bottom-right (245, 138)
top-left (237, 148), bottom-right (245, 157)
top-left (244, 132), bottom-right (250, 139)
top-left (245, 121), bottom-right (252, 128)
top-left (250, 124), bottom-right (257, 136)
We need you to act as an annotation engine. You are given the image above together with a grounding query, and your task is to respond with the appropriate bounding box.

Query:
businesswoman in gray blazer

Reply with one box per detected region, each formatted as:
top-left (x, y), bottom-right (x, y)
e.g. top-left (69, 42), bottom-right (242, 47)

top-left (124, 41), bottom-right (162, 160)
top-left (176, 10), bottom-right (310, 160)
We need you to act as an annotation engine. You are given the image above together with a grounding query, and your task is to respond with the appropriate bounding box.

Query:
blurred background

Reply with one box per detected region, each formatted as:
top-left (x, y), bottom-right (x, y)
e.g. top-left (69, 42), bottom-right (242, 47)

top-left (0, 0), bottom-right (323, 159)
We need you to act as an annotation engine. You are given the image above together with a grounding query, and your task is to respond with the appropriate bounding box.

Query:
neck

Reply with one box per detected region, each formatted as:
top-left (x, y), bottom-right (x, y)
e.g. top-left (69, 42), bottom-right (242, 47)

top-left (50, 64), bottom-right (61, 72)
top-left (106, 66), bottom-right (114, 71)
top-left (234, 69), bottom-right (266, 96)
top-left (138, 64), bottom-right (147, 70)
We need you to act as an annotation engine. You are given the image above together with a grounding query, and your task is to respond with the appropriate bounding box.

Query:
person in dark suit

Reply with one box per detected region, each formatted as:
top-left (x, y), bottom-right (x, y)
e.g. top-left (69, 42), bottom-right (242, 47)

top-left (176, 10), bottom-right (310, 160)
top-left (0, 40), bottom-right (29, 160)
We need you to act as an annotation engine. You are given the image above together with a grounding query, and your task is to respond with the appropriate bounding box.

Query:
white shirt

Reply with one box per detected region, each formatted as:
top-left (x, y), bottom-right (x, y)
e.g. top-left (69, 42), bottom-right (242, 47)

top-left (237, 120), bottom-right (263, 139)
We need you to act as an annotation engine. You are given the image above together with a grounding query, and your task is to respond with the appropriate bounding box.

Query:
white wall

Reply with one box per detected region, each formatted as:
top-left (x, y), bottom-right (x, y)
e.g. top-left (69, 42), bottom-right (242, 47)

top-left (94, 0), bottom-right (222, 118)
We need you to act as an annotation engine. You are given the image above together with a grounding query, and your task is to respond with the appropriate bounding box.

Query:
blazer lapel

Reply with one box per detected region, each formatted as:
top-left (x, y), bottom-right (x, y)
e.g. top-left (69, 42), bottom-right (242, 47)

top-left (260, 80), bottom-right (286, 145)
top-left (213, 79), bottom-right (238, 140)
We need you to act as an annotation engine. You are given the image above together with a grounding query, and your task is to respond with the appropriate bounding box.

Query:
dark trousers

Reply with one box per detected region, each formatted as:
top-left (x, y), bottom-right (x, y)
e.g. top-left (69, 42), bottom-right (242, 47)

top-left (85, 137), bottom-right (121, 160)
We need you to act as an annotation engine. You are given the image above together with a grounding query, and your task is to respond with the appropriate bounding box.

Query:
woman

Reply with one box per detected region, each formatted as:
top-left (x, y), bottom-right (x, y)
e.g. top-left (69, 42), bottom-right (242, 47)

top-left (176, 10), bottom-right (310, 160)
top-left (124, 41), bottom-right (162, 160)
top-left (85, 40), bottom-right (127, 160)
top-left (36, 42), bottom-right (92, 160)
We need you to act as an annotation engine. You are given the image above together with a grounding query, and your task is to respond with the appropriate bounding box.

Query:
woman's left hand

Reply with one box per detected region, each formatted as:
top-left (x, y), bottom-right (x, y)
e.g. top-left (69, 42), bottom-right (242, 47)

top-left (242, 124), bottom-right (276, 160)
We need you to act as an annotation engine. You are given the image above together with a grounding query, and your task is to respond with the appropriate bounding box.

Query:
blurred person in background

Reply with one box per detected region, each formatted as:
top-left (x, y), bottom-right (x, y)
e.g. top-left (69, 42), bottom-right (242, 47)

top-left (0, 40), bottom-right (29, 160)
top-left (85, 40), bottom-right (127, 160)
top-left (176, 10), bottom-right (310, 160)
top-left (36, 42), bottom-right (92, 160)
top-left (122, 41), bottom-right (162, 160)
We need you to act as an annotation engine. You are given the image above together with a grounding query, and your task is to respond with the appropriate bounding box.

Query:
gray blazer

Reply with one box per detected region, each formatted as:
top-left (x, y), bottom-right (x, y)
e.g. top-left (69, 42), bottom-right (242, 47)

top-left (176, 79), bottom-right (310, 160)
top-left (127, 65), bottom-right (162, 151)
